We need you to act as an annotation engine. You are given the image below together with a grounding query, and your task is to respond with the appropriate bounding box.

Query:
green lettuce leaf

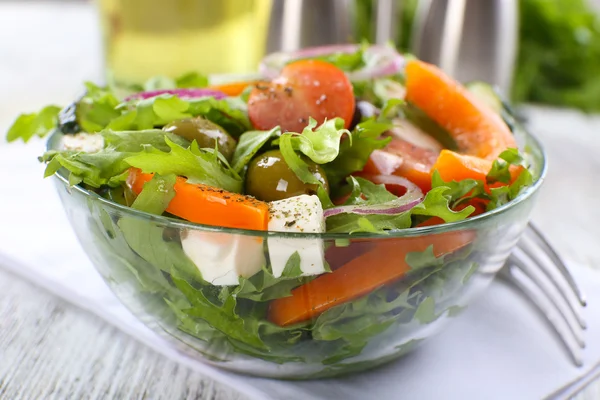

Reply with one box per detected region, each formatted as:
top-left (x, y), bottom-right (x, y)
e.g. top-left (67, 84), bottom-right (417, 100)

top-left (292, 118), bottom-right (350, 164)
top-left (77, 82), bottom-right (122, 132)
top-left (42, 149), bottom-right (132, 188)
top-left (175, 72), bottom-right (209, 88)
top-left (101, 94), bottom-right (251, 137)
top-left (187, 96), bottom-right (251, 137)
top-left (322, 119), bottom-right (391, 186)
top-left (231, 127), bottom-right (280, 173)
top-left (6, 105), bottom-right (62, 142)
top-left (124, 137), bottom-right (242, 193)
top-left (102, 129), bottom-right (189, 152)
top-left (279, 134), bottom-right (321, 185)
top-left (40, 130), bottom-right (188, 188)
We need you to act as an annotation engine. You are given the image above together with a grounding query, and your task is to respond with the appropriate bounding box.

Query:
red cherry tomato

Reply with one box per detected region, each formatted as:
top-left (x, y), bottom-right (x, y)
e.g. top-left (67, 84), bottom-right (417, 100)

top-left (248, 60), bottom-right (356, 132)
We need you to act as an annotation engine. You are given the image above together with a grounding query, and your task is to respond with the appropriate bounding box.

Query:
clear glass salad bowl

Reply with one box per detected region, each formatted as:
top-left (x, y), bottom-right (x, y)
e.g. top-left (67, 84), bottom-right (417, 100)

top-left (47, 127), bottom-right (545, 379)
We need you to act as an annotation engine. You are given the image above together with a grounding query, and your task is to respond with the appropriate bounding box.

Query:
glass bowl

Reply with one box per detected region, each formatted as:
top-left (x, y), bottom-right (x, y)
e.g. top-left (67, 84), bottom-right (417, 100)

top-left (47, 127), bottom-right (546, 379)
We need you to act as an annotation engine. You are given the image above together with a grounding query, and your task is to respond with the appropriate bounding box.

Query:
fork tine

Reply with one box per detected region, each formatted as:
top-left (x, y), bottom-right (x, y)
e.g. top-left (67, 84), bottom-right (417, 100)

top-left (510, 247), bottom-right (585, 348)
top-left (526, 223), bottom-right (587, 307)
top-left (499, 264), bottom-right (584, 367)
top-left (518, 235), bottom-right (587, 329)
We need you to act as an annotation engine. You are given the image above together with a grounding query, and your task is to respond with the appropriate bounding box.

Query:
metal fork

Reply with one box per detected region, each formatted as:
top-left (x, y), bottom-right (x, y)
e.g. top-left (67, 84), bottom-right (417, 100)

top-left (500, 223), bottom-right (587, 366)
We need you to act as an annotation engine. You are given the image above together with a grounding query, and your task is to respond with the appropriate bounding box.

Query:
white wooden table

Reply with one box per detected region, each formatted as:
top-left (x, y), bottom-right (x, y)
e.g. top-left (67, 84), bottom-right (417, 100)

top-left (1, 2), bottom-right (599, 399)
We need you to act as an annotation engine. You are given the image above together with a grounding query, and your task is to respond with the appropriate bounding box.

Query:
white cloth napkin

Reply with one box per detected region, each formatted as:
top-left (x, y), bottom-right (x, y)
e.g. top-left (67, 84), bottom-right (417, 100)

top-left (1, 141), bottom-right (599, 400)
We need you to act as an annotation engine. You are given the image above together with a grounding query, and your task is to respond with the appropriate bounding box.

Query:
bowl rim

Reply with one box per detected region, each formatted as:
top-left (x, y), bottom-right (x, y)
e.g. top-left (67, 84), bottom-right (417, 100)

top-left (49, 127), bottom-right (547, 240)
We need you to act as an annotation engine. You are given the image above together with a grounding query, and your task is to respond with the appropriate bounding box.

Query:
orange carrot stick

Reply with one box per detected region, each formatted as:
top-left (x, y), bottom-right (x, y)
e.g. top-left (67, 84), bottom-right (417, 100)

top-left (405, 59), bottom-right (516, 161)
top-left (268, 230), bottom-right (475, 326)
top-left (432, 150), bottom-right (524, 189)
top-left (128, 168), bottom-right (269, 231)
top-left (209, 81), bottom-right (257, 97)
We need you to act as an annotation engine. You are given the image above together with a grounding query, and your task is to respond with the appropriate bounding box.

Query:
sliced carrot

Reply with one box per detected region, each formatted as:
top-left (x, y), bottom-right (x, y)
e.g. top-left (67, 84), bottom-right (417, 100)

top-left (127, 168), bottom-right (269, 231)
top-left (405, 59), bottom-right (516, 160)
top-left (432, 150), bottom-right (524, 190)
top-left (209, 81), bottom-right (257, 97)
top-left (268, 230), bottom-right (475, 326)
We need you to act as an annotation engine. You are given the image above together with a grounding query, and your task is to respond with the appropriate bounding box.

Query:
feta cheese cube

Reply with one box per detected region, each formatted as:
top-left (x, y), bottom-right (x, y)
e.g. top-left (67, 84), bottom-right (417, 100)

top-left (181, 230), bottom-right (265, 286)
top-left (267, 195), bottom-right (326, 278)
top-left (61, 133), bottom-right (104, 153)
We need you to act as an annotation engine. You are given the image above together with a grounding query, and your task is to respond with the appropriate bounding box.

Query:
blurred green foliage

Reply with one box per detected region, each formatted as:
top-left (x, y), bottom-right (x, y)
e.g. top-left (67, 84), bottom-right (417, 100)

top-left (354, 0), bottom-right (600, 112)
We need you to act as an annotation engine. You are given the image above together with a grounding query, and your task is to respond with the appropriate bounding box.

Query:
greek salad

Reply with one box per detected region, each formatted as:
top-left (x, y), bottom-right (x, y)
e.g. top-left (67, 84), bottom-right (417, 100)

top-left (6, 45), bottom-right (535, 368)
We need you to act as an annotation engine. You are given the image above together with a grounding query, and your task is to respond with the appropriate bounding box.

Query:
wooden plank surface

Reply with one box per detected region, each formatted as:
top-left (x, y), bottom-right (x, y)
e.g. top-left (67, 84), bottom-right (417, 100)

top-left (1, 2), bottom-right (600, 400)
top-left (0, 267), bottom-right (247, 400)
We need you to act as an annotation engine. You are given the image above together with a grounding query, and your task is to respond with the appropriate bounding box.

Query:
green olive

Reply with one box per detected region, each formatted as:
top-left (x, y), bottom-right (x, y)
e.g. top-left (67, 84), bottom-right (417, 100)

top-left (163, 117), bottom-right (236, 161)
top-left (245, 150), bottom-right (329, 201)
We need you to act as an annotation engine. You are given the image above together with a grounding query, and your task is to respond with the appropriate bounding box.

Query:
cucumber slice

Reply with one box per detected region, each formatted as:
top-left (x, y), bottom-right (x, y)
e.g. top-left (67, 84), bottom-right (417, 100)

top-left (465, 81), bottom-right (503, 114)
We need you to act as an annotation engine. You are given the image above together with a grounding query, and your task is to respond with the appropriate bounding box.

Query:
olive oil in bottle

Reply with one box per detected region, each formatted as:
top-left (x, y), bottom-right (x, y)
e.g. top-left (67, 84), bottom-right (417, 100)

top-left (98, 0), bottom-right (272, 87)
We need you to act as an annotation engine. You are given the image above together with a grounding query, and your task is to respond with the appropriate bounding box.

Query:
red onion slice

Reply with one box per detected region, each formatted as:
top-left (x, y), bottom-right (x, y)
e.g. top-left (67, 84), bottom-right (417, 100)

top-left (260, 44), bottom-right (405, 82)
top-left (324, 176), bottom-right (423, 218)
top-left (124, 89), bottom-right (227, 102)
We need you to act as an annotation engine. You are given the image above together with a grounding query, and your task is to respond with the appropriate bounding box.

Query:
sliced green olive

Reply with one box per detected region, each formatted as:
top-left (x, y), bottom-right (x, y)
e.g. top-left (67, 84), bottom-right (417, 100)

top-left (245, 149), bottom-right (329, 201)
top-left (163, 117), bottom-right (237, 161)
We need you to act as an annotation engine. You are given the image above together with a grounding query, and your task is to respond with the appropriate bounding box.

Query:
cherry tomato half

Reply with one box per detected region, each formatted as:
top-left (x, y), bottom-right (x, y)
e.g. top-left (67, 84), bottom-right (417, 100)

top-left (248, 60), bottom-right (355, 132)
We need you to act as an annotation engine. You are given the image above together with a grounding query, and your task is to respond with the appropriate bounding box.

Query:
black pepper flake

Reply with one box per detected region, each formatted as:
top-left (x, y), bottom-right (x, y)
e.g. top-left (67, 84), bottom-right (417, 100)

top-left (285, 220), bottom-right (296, 227)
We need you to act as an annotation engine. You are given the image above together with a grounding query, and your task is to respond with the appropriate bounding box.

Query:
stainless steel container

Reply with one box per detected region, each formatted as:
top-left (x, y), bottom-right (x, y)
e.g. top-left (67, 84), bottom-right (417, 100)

top-left (266, 0), bottom-right (518, 93)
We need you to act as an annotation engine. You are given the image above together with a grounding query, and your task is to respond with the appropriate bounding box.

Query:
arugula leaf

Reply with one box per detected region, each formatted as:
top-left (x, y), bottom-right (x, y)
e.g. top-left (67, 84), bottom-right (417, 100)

top-left (414, 297), bottom-right (440, 324)
top-left (430, 170), bottom-right (485, 208)
top-left (117, 174), bottom-right (203, 282)
top-left (327, 212), bottom-right (412, 233)
top-left (325, 176), bottom-right (414, 233)
top-left (486, 148), bottom-right (525, 184)
top-left (322, 118), bottom-right (391, 185)
top-left (344, 176), bottom-right (397, 205)
top-left (6, 105), bottom-right (61, 142)
top-left (411, 187), bottom-right (475, 222)
top-left (235, 265), bottom-right (311, 302)
top-left (172, 275), bottom-right (267, 349)
top-left (231, 127), bottom-right (280, 173)
top-left (124, 137), bottom-right (242, 193)
top-left (488, 167), bottom-right (533, 210)
top-left (405, 245), bottom-right (445, 271)
top-left (280, 252), bottom-right (304, 278)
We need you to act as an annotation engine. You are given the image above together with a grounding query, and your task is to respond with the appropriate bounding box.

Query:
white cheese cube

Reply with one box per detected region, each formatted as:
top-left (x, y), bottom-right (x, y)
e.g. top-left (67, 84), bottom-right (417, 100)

top-left (181, 231), bottom-right (265, 286)
top-left (267, 195), bottom-right (326, 278)
top-left (61, 133), bottom-right (104, 153)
